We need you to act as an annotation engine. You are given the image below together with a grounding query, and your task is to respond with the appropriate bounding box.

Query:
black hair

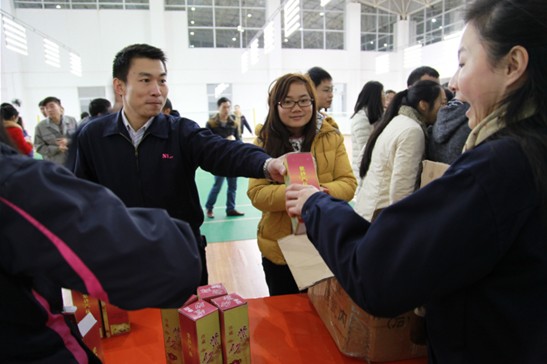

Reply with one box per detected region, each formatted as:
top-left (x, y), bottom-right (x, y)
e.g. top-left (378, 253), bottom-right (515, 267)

top-left (259, 73), bottom-right (318, 157)
top-left (306, 66), bottom-right (332, 87)
top-left (359, 80), bottom-right (442, 178)
top-left (41, 96), bottom-right (61, 106)
top-left (113, 44), bottom-right (167, 82)
top-left (1, 103), bottom-right (19, 121)
top-left (443, 87), bottom-right (455, 103)
top-left (88, 98), bottom-right (112, 117)
top-left (163, 98), bottom-right (173, 111)
top-left (406, 66), bottom-right (440, 87)
top-left (217, 97), bottom-right (231, 107)
top-left (351, 81), bottom-right (384, 124)
top-left (465, 0), bottom-right (547, 218)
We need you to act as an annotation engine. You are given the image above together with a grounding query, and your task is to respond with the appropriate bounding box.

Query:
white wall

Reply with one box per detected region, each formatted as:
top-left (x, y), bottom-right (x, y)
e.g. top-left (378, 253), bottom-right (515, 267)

top-left (1, 5), bottom-right (461, 137)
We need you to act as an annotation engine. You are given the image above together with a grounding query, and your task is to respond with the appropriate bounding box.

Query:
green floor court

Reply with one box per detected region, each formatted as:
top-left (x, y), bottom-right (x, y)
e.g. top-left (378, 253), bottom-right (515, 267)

top-left (197, 168), bottom-right (261, 243)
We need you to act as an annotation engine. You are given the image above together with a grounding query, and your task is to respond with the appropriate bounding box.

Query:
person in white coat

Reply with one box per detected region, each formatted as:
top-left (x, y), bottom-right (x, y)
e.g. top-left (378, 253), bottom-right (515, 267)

top-left (350, 81), bottom-right (384, 179)
top-left (354, 80), bottom-right (443, 220)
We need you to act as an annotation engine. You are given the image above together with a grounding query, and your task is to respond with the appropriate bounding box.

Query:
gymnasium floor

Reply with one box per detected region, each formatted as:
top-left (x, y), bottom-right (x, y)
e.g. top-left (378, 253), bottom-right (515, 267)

top-left (197, 167), bottom-right (261, 243)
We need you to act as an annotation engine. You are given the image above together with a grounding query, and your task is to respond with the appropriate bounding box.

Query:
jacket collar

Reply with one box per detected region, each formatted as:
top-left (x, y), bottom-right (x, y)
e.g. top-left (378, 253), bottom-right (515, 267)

top-left (3, 120), bottom-right (22, 130)
top-left (103, 111), bottom-right (170, 140)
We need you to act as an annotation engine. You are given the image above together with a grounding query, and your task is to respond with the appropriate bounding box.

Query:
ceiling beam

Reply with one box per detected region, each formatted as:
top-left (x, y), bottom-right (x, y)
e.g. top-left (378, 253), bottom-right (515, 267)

top-left (353, 0), bottom-right (442, 18)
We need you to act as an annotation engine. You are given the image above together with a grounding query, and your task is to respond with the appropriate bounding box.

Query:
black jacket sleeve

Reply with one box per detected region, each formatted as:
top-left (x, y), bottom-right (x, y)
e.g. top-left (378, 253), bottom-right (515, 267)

top-left (302, 138), bottom-right (539, 317)
top-left (179, 118), bottom-right (269, 178)
top-left (0, 154), bottom-right (201, 310)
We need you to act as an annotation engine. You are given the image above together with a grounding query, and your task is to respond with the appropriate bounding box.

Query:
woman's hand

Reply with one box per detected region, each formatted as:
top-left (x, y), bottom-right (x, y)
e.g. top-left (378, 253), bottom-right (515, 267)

top-left (285, 184), bottom-right (320, 217)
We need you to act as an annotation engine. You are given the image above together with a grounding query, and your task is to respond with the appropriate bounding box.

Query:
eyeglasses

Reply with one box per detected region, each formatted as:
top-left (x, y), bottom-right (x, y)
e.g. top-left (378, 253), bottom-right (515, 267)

top-left (277, 99), bottom-right (314, 109)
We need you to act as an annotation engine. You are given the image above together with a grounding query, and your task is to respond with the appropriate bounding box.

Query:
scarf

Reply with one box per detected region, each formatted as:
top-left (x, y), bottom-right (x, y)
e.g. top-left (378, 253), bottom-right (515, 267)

top-left (398, 105), bottom-right (428, 137)
top-left (463, 103), bottom-right (537, 151)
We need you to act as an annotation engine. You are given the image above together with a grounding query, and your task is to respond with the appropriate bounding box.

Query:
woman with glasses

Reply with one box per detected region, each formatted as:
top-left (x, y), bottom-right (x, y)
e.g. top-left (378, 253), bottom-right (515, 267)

top-left (248, 73), bottom-right (356, 296)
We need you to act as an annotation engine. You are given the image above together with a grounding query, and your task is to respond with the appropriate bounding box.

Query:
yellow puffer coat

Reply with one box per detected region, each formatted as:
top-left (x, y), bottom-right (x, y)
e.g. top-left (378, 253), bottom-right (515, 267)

top-left (248, 121), bottom-right (357, 265)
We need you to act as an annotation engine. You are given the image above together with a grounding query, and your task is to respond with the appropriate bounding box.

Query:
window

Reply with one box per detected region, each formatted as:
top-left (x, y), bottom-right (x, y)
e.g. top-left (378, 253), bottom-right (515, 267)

top-left (175, 0), bottom-right (266, 48)
top-left (410, 0), bottom-right (467, 46)
top-left (282, 0), bottom-right (345, 50)
top-left (14, 0), bottom-right (149, 9)
top-left (360, 5), bottom-right (396, 52)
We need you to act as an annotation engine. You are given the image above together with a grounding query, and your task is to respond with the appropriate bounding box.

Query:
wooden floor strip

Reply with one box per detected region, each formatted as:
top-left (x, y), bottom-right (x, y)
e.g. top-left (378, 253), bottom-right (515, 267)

top-left (206, 239), bottom-right (269, 298)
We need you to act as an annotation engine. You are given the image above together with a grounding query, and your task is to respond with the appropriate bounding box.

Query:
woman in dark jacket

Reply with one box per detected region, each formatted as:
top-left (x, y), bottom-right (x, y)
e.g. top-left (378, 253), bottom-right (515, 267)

top-left (286, 0), bottom-right (547, 363)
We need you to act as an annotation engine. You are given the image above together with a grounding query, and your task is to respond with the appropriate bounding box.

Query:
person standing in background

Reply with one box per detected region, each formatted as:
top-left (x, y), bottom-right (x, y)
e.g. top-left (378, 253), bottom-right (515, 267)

top-left (406, 66), bottom-right (440, 87)
top-left (354, 80), bottom-right (444, 220)
top-left (350, 81), bottom-right (385, 179)
top-left (1, 102), bottom-right (33, 156)
top-left (234, 104), bottom-right (252, 136)
top-left (162, 98), bottom-right (180, 117)
top-left (34, 96), bottom-right (77, 164)
top-left (427, 75), bottom-right (471, 165)
top-left (306, 66), bottom-right (339, 129)
top-left (205, 97), bottom-right (245, 218)
top-left (37, 99), bottom-right (47, 119)
top-left (384, 89), bottom-right (396, 110)
top-left (65, 98), bottom-right (113, 170)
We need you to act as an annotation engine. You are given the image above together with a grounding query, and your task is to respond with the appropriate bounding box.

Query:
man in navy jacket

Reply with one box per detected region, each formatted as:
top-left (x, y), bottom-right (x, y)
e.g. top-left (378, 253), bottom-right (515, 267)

top-left (73, 44), bottom-right (284, 285)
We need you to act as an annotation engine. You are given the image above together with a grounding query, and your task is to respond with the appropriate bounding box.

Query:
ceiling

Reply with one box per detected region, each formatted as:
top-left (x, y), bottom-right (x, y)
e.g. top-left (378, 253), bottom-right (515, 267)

top-left (353, 0), bottom-right (442, 18)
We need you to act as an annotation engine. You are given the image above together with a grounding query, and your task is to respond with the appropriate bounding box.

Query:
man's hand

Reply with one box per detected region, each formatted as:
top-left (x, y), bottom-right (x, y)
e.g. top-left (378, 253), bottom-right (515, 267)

top-left (266, 155), bottom-right (286, 183)
top-left (56, 138), bottom-right (68, 152)
top-left (285, 184), bottom-right (320, 217)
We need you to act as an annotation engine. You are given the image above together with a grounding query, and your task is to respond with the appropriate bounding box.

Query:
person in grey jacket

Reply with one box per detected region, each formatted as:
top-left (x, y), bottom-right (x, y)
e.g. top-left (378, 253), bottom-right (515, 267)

top-left (34, 96), bottom-right (77, 164)
top-left (427, 98), bottom-right (471, 164)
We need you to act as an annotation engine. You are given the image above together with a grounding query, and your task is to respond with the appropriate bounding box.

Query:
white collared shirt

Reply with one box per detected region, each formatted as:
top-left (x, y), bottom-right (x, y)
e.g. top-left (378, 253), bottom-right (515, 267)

top-left (121, 110), bottom-right (154, 147)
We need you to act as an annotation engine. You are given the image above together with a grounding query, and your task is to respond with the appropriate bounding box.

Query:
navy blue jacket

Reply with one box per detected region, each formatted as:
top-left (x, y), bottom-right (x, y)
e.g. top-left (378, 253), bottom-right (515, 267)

top-left (74, 112), bottom-right (269, 239)
top-left (0, 143), bottom-right (201, 363)
top-left (302, 135), bottom-right (547, 363)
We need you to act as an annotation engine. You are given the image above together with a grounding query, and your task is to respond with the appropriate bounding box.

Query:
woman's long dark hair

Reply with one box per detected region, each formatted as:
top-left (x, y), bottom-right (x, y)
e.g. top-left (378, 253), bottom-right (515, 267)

top-left (466, 0), bottom-right (547, 217)
top-left (359, 80), bottom-right (442, 178)
top-left (1, 103), bottom-right (19, 121)
top-left (351, 81), bottom-right (384, 125)
top-left (258, 73), bottom-right (318, 157)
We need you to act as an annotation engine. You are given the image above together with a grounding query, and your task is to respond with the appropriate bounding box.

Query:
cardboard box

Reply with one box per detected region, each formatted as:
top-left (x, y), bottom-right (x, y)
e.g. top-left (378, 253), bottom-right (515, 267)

top-left (283, 152), bottom-right (320, 234)
top-left (420, 160), bottom-right (449, 187)
top-left (197, 283), bottom-right (227, 303)
top-left (161, 295), bottom-right (199, 364)
top-left (179, 300), bottom-right (223, 364)
top-left (211, 294), bottom-right (251, 364)
top-left (308, 278), bottom-right (427, 363)
top-left (100, 301), bottom-right (130, 337)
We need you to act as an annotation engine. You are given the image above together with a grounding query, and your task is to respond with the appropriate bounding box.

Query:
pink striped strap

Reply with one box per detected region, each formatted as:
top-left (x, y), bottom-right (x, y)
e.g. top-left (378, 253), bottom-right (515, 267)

top-left (0, 196), bottom-right (108, 301)
top-left (32, 290), bottom-right (89, 363)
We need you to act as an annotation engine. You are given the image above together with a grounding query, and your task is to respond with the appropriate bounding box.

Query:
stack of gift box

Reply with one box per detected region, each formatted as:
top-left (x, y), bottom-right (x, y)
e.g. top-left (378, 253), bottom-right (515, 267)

top-left (161, 283), bottom-right (251, 364)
